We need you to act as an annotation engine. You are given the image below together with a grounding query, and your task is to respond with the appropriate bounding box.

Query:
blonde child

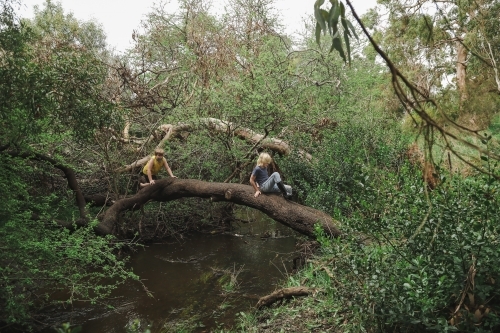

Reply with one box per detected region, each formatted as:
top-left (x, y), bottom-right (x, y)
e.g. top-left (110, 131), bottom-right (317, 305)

top-left (250, 152), bottom-right (292, 199)
top-left (139, 148), bottom-right (176, 188)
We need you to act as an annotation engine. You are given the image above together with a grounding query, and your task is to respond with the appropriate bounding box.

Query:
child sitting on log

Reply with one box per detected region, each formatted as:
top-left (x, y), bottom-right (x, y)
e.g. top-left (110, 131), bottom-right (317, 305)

top-left (250, 152), bottom-right (292, 199)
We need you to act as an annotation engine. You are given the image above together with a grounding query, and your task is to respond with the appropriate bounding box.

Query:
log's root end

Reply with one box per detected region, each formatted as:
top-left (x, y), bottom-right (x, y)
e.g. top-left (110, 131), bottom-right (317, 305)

top-left (256, 287), bottom-right (317, 309)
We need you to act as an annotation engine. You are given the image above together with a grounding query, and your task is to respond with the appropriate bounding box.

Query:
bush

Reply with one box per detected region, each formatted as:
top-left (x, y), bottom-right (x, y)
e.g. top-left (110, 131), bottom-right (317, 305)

top-left (307, 163), bottom-right (500, 332)
top-left (0, 155), bottom-right (139, 328)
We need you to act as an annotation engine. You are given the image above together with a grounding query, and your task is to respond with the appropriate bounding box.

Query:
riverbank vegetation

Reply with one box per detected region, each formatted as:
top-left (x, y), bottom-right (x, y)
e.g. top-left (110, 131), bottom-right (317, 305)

top-left (1, 0), bottom-right (499, 331)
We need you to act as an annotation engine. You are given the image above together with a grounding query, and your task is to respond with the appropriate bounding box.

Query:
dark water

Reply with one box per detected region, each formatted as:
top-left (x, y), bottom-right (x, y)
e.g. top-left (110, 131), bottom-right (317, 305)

top-left (43, 208), bottom-right (299, 332)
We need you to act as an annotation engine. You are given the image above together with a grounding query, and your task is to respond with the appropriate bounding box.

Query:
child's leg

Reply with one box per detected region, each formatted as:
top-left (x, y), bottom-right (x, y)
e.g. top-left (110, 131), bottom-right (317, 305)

top-left (260, 172), bottom-right (282, 193)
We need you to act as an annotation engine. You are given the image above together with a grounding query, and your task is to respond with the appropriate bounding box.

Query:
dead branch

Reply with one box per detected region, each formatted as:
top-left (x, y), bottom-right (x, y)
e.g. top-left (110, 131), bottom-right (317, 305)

top-left (256, 287), bottom-right (317, 309)
top-left (116, 118), bottom-right (292, 173)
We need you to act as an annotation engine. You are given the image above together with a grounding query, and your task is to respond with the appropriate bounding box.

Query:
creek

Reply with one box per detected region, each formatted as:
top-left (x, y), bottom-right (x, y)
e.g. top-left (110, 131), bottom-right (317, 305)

top-left (42, 208), bottom-right (300, 332)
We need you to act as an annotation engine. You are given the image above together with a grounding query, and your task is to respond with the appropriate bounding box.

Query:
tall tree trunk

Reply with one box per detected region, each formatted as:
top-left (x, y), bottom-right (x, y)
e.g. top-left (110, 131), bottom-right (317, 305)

top-left (456, 39), bottom-right (468, 106)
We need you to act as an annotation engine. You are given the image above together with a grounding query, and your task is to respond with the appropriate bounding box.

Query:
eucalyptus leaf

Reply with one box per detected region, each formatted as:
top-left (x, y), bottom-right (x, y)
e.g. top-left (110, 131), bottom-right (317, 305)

top-left (314, 0), bottom-right (326, 8)
top-left (321, 9), bottom-right (330, 32)
top-left (344, 29), bottom-right (351, 64)
top-left (331, 35), bottom-right (346, 62)
top-left (346, 19), bottom-right (359, 39)
top-left (329, 0), bottom-right (338, 22)
top-left (342, 18), bottom-right (352, 38)
top-left (314, 0), bottom-right (327, 32)
top-left (315, 22), bottom-right (322, 45)
top-left (332, 2), bottom-right (341, 24)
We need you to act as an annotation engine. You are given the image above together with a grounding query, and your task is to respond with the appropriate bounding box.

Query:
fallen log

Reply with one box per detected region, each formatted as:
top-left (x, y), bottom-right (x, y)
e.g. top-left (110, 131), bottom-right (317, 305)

top-left (84, 193), bottom-right (118, 207)
top-left (256, 287), bottom-right (317, 309)
top-left (98, 178), bottom-right (341, 238)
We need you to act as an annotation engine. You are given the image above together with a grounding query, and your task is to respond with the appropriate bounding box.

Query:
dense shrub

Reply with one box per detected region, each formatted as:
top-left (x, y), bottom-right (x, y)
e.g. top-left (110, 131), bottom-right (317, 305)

top-left (288, 163), bottom-right (500, 332)
top-left (0, 155), bottom-right (139, 327)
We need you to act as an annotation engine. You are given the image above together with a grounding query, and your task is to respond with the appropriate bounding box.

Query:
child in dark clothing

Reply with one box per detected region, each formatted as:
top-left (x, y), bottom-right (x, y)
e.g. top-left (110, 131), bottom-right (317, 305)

top-left (250, 153), bottom-right (292, 199)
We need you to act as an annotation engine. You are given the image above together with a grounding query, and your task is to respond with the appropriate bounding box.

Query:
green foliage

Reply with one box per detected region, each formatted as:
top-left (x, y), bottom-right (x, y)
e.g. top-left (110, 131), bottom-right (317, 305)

top-left (2, 0), bottom-right (499, 331)
top-left (232, 162), bottom-right (500, 332)
top-left (0, 1), bottom-right (136, 328)
top-left (126, 319), bottom-right (151, 333)
top-left (348, 168), bottom-right (500, 331)
top-left (274, 47), bottom-right (398, 215)
top-left (360, 0), bottom-right (500, 131)
top-left (0, 0), bottom-right (117, 148)
top-left (314, 0), bottom-right (359, 64)
top-left (0, 154), bottom-right (139, 326)
top-left (54, 323), bottom-right (82, 333)
top-left (31, 0), bottom-right (107, 50)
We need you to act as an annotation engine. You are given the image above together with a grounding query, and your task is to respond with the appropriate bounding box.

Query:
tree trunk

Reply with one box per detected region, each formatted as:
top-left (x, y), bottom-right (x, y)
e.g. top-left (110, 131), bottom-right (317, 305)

top-left (98, 178), bottom-right (341, 238)
top-left (456, 39), bottom-right (468, 105)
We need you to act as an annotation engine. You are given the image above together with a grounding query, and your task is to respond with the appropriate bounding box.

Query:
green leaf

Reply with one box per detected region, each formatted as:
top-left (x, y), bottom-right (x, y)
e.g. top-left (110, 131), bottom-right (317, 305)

top-left (330, 33), bottom-right (346, 62)
top-left (315, 22), bottom-right (322, 45)
top-left (331, 24), bottom-right (339, 38)
top-left (340, 2), bottom-right (349, 33)
top-left (342, 18), bottom-right (352, 37)
top-left (344, 30), bottom-right (351, 64)
top-left (480, 155), bottom-right (489, 161)
top-left (329, 0), bottom-right (338, 23)
top-left (332, 2), bottom-right (341, 25)
top-left (314, 0), bottom-right (327, 33)
top-left (321, 9), bottom-right (330, 32)
top-left (72, 327), bottom-right (83, 333)
top-left (340, 1), bottom-right (346, 20)
top-left (315, 0), bottom-right (326, 7)
top-left (346, 19), bottom-right (359, 39)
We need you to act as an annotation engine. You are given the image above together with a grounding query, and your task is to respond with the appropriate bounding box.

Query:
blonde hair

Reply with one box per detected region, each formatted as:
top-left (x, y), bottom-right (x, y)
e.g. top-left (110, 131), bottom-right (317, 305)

top-left (257, 152), bottom-right (272, 167)
top-left (154, 148), bottom-right (165, 156)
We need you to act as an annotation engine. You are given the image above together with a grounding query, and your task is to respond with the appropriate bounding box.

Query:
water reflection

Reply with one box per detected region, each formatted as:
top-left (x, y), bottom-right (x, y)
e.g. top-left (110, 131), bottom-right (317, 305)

top-left (46, 208), bottom-right (299, 332)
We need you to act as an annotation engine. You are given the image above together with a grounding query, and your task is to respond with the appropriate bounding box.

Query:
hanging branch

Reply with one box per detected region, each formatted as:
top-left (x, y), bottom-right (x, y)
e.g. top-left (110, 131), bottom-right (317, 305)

top-left (315, 0), bottom-right (500, 178)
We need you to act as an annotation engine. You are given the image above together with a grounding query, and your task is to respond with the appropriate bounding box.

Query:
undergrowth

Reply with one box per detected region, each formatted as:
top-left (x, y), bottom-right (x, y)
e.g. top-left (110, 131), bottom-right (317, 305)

top-left (227, 156), bottom-right (500, 332)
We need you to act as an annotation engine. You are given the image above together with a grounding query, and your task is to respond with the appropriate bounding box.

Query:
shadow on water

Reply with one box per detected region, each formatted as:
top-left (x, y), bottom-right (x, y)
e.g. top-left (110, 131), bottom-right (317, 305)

top-left (41, 208), bottom-right (300, 332)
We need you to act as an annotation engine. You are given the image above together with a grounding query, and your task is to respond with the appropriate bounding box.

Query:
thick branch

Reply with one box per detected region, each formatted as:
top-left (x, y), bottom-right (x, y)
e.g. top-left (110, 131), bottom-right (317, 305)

top-left (98, 178), bottom-right (341, 238)
top-left (116, 118), bottom-right (291, 173)
top-left (84, 193), bottom-right (118, 207)
top-left (4, 150), bottom-right (87, 219)
top-left (256, 287), bottom-right (317, 309)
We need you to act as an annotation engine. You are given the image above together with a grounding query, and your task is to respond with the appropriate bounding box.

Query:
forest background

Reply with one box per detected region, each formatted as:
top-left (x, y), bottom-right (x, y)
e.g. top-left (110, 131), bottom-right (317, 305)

top-left (0, 0), bottom-right (499, 332)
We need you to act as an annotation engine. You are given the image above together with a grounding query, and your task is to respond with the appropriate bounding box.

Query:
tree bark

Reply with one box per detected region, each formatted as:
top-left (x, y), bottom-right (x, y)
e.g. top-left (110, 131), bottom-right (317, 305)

top-left (456, 39), bottom-right (468, 105)
top-left (98, 178), bottom-right (341, 238)
top-left (84, 193), bottom-right (118, 206)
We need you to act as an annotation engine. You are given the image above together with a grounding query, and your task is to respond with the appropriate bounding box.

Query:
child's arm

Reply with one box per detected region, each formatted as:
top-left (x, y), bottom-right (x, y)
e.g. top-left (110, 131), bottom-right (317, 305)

top-left (250, 174), bottom-right (261, 197)
top-left (147, 159), bottom-right (156, 184)
top-left (163, 158), bottom-right (176, 178)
